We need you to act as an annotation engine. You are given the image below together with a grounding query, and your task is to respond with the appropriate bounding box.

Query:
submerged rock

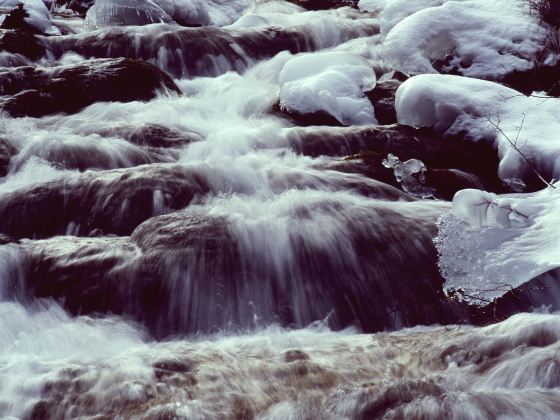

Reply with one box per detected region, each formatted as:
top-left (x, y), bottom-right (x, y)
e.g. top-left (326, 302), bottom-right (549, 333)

top-left (44, 23), bottom-right (379, 78)
top-left (287, 0), bottom-right (358, 10)
top-left (0, 58), bottom-right (181, 117)
top-left (0, 164), bottom-right (209, 238)
top-left (5, 198), bottom-right (469, 336)
top-left (0, 137), bottom-right (17, 177)
top-left (0, 29), bottom-right (46, 60)
top-left (290, 124), bottom-right (503, 194)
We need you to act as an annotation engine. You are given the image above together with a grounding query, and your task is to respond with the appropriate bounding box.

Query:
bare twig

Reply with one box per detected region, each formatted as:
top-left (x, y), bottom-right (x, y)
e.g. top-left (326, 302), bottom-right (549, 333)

top-left (485, 115), bottom-right (556, 189)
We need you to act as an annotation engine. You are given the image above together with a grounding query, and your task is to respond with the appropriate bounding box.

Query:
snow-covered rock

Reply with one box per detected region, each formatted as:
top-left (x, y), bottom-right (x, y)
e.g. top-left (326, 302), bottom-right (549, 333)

top-left (436, 186), bottom-right (560, 304)
top-left (396, 74), bottom-right (560, 186)
top-left (0, 0), bottom-right (60, 34)
top-left (84, 0), bottom-right (175, 29)
top-left (376, 0), bottom-right (547, 80)
top-left (278, 51), bottom-right (377, 126)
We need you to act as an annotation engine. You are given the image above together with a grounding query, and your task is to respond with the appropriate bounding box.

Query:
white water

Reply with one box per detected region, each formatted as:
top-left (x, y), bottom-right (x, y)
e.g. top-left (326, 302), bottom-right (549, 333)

top-left (1, 0), bottom-right (559, 418)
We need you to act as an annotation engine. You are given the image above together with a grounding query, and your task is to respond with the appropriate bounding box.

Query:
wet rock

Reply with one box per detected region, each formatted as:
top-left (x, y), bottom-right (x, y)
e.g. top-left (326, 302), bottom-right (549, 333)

top-left (284, 349), bottom-right (310, 362)
top-left (425, 168), bottom-right (484, 200)
top-left (365, 79), bottom-right (403, 125)
top-left (0, 3), bottom-right (39, 33)
top-left (97, 124), bottom-right (202, 148)
top-left (54, 0), bottom-right (94, 17)
top-left (9, 198), bottom-right (469, 337)
top-left (0, 137), bottom-right (16, 177)
top-left (44, 24), bottom-right (379, 78)
top-left (287, 0), bottom-right (359, 10)
top-left (502, 61), bottom-right (560, 96)
top-left (0, 164), bottom-right (209, 238)
top-left (0, 233), bottom-right (18, 244)
top-left (0, 30), bottom-right (46, 60)
top-left (0, 58), bottom-right (181, 117)
top-left (272, 101), bottom-right (344, 127)
top-left (471, 268), bottom-right (560, 326)
top-left (290, 124), bottom-right (504, 194)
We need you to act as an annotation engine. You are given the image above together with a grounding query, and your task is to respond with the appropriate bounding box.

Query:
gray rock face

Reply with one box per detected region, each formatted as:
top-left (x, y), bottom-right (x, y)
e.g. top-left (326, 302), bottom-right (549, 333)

top-left (0, 58), bottom-right (181, 117)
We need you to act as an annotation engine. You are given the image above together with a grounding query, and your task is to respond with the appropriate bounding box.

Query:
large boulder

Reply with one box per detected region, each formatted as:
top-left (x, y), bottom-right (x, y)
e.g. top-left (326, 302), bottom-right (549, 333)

top-left (0, 58), bottom-right (181, 117)
top-left (0, 164), bottom-right (209, 238)
top-left (287, 0), bottom-right (358, 10)
top-left (0, 29), bottom-right (46, 60)
top-left (44, 24), bottom-right (379, 78)
top-left (7, 198), bottom-right (469, 337)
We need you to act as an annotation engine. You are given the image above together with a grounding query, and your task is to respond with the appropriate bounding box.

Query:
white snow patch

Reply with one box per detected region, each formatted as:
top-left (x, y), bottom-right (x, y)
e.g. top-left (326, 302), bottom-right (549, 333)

top-left (376, 0), bottom-right (546, 79)
top-left (278, 51), bottom-right (377, 126)
top-left (396, 74), bottom-right (560, 185)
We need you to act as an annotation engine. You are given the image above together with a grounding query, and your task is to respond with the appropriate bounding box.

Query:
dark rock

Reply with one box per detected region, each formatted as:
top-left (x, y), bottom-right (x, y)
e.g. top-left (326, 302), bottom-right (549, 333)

top-left (365, 79), bottom-right (402, 125)
top-left (0, 137), bottom-right (16, 177)
top-left (379, 70), bottom-right (409, 83)
top-left (272, 101), bottom-right (344, 127)
top-left (289, 124), bottom-right (504, 193)
top-left (0, 30), bottom-right (46, 60)
top-left (287, 0), bottom-right (359, 10)
top-left (97, 124), bottom-right (202, 148)
top-left (0, 233), bottom-right (18, 244)
top-left (9, 133), bottom-right (179, 173)
top-left (0, 58), bottom-right (181, 117)
top-left (471, 268), bottom-right (560, 326)
top-left (54, 0), bottom-right (95, 17)
top-left (284, 349), bottom-right (310, 362)
top-left (0, 164), bottom-right (209, 238)
top-left (10, 198), bottom-right (470, 337)
top-left (43, 22), bottom-right (379, 79)
top-left (425, 168), bottom-right (484, 200)
top-left (501, 61), bottom-right (560, 96)
top-left (0, 3), bottom-right (38, 33)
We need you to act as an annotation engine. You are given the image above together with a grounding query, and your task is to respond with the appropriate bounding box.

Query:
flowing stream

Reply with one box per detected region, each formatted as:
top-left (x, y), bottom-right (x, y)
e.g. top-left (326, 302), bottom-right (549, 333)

top-left (1, 1), bottom-right (560, 418)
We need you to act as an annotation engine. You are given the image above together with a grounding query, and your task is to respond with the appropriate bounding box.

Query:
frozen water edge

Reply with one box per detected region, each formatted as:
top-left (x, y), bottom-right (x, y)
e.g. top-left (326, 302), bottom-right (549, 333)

top-left (436, 186), bottom-right (560, 304)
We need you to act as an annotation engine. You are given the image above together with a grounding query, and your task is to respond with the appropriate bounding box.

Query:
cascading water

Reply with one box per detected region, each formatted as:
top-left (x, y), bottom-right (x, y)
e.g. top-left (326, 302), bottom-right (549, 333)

top-left (1, 0), bottom-right (560, 418)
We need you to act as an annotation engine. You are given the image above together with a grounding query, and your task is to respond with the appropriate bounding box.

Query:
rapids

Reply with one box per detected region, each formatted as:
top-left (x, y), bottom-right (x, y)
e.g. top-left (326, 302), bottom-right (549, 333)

top-left (1, 0), bottom-right (559, 418)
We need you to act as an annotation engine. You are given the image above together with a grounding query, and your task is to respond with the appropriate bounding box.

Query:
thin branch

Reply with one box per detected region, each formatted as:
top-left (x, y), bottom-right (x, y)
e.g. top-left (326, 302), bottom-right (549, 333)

top-left (485, 115), bottom-right (556, 189)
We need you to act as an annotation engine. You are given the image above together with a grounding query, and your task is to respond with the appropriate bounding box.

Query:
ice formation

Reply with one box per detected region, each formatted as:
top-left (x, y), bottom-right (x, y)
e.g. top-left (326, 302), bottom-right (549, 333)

top-left (436, 186), bottom-right (560, 303)
top-left (382, 153), bottom-right (434, 198)
top-left (0, 0), bottom-right (60, 34)
top-left (278, 51), bottom-right (377, 126)
top-left (396, 74), bottom-right (560, 186)
top-left (375, 0), bottom-right (547, 79)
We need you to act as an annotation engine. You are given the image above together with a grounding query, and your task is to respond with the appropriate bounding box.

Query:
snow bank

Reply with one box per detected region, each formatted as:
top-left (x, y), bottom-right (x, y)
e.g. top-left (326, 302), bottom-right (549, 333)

top-left (396, 74), bottom-right (560, 186)
top-left (436, 186), bottom-right (560, 304)
top-left (278, 51), bottom-right (377, 126)
top-left (375, 0), bottom-right (546, 79)
top-left (0, 0), bottom-right (60, 34)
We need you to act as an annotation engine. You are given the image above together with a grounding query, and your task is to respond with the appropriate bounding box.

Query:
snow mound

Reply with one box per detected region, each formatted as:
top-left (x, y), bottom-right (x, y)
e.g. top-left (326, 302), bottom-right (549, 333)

top-left (396, 74), bottom-right (560, 186)
top-left (436, 186), bottom-right (560, 304)
top-left (377, 0), bottom-right (546, 79)
top-left (0, 0), bottom-right (60, 35)
top-left (84, 0), bottom-right (176, 29)
top-left (278, 51), bottom-right (377, 126)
